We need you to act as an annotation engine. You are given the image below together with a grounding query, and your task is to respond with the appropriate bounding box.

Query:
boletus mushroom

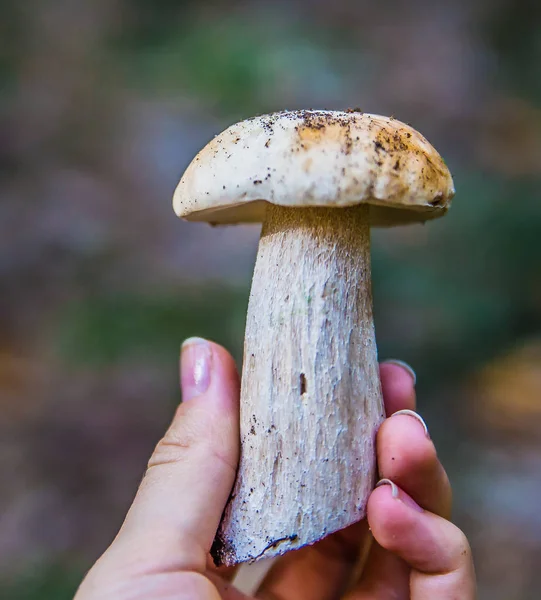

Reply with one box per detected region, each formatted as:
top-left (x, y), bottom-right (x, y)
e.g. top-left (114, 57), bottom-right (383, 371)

top-left (173, 110), bottom-right (454, 566)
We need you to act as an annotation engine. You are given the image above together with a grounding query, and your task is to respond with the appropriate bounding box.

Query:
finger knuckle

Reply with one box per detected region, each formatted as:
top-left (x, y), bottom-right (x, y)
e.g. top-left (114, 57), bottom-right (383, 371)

top-left (148, 433), bottom-right (193, 470)
top-left (146, 413), bottom-right (236, 475)
top-left (148, 415), bottom-right (205, 469)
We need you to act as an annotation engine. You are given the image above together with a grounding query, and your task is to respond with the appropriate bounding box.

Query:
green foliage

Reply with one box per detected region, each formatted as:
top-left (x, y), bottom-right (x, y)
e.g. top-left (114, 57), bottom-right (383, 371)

top-left (55, 286), bottom-right (248, 366)
top-left (115, 11), bottom-right (346, 115)
top-left (0, 564), bottom-right (83, 600)
top-left (486, 0), bottom-right (541, 99)
top-left (372, 171), bottom-right (541, 386)
top-left (0, 1), bottom-right (21, 92)
top-left (120, 0), bottom-right (200, 47)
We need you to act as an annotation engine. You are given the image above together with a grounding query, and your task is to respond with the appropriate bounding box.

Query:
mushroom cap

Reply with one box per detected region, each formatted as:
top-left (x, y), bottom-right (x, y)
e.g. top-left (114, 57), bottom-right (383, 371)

top-left (173, 110), bottom-right (455, 226)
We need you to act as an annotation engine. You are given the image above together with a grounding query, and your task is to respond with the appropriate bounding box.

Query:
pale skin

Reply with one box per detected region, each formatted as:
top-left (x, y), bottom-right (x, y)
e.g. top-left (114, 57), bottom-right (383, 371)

top-left (76, 339), bottom-right (476, 599)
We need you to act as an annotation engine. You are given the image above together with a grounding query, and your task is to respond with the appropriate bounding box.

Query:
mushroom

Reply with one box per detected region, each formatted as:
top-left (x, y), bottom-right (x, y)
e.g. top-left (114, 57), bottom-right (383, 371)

top-left (173, 110), bottom-right (454, 566)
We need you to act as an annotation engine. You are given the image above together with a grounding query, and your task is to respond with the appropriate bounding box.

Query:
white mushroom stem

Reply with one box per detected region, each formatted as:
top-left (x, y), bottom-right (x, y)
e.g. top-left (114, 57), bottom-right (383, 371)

top-left (212, 204), bottom-right (385, 566)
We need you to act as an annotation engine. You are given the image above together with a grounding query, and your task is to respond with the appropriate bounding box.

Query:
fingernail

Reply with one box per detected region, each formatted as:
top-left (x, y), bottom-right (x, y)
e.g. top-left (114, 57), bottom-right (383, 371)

top-left (392, 409), bottom-right (430, 438)
top-left (376, 479), bottom-right (424, 513)
top-left (376, 478), bottom-right (399, 498)
top-left (382, 360), bottom-right (416, 385)
top-left (181, 337), bottom-right (212, 400)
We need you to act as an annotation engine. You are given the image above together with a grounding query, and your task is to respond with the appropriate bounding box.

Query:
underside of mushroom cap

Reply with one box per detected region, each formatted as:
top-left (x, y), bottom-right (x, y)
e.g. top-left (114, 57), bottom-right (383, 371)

top-left (173, 110), bottom-right (455, 227)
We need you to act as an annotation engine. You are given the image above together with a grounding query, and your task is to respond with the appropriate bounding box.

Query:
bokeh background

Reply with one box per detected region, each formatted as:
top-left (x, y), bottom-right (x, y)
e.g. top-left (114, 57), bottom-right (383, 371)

top-left (2, 0), bottom-right (541, 598)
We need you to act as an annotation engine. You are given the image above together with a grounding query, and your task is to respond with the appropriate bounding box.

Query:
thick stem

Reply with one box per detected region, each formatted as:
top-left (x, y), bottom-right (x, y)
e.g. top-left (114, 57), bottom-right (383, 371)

top-left (212, 205), bottom-right (385, 566)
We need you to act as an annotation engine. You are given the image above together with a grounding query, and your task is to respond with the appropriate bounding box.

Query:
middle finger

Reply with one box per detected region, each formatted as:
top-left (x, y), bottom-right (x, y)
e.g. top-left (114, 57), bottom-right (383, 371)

top-left (377, 412), bottom-right (452, 518)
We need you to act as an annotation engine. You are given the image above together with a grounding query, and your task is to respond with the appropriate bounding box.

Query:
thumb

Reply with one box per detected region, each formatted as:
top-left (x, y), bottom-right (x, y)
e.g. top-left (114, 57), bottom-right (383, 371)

top-left (108, 338), bottom-right (241, 574)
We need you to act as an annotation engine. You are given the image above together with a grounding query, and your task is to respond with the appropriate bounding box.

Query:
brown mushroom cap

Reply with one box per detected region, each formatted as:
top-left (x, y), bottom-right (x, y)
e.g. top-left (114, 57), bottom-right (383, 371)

top-left (173, 110), bottom-right (455, 226)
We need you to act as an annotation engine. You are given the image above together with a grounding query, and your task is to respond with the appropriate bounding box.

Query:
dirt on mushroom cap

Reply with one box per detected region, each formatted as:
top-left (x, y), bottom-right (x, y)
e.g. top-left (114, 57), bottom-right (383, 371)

top-left (173, 110), bottom-right (455, 227)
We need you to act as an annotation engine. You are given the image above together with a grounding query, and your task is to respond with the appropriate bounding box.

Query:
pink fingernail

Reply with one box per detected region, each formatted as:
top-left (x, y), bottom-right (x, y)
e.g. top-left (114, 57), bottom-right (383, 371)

top-left (392, 409), bottom-right (430, 438)
top-left (181, 337), bottom-right (212, 400)
top-left (382, 359), bottom-right (416, 385)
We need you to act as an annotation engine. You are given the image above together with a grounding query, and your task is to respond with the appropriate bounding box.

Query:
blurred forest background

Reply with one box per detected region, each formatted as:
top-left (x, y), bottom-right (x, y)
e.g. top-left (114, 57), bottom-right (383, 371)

top-left (1, 0), bottom-right (541, 598)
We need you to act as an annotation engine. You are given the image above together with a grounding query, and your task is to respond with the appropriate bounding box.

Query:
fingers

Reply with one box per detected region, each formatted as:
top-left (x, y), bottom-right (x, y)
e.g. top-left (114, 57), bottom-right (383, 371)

top-left (349, 363), bottom-right (461, 598)
top-left (377, 411), bottom-right (452, 518)
top-left (379, 361), bottom-right (416, 415)
top-left (255, 520), bottom-right (368, 600)
top-left (366, 483), bottom-right (476, 599)
top-left (109, 338), bottom-right (241, 574)
top-left (345, 542), bottom-right (410, 599)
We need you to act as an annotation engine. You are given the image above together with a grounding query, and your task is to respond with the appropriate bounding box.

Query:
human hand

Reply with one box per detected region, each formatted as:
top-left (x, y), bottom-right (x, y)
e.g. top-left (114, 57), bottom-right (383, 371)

top-left (75, 338), bottom-right (476, 599)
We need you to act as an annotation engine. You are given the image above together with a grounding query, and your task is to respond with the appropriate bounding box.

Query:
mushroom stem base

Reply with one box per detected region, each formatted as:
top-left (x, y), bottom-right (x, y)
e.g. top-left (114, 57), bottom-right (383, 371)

top-left (212, 204), bottom-right (384, 566)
